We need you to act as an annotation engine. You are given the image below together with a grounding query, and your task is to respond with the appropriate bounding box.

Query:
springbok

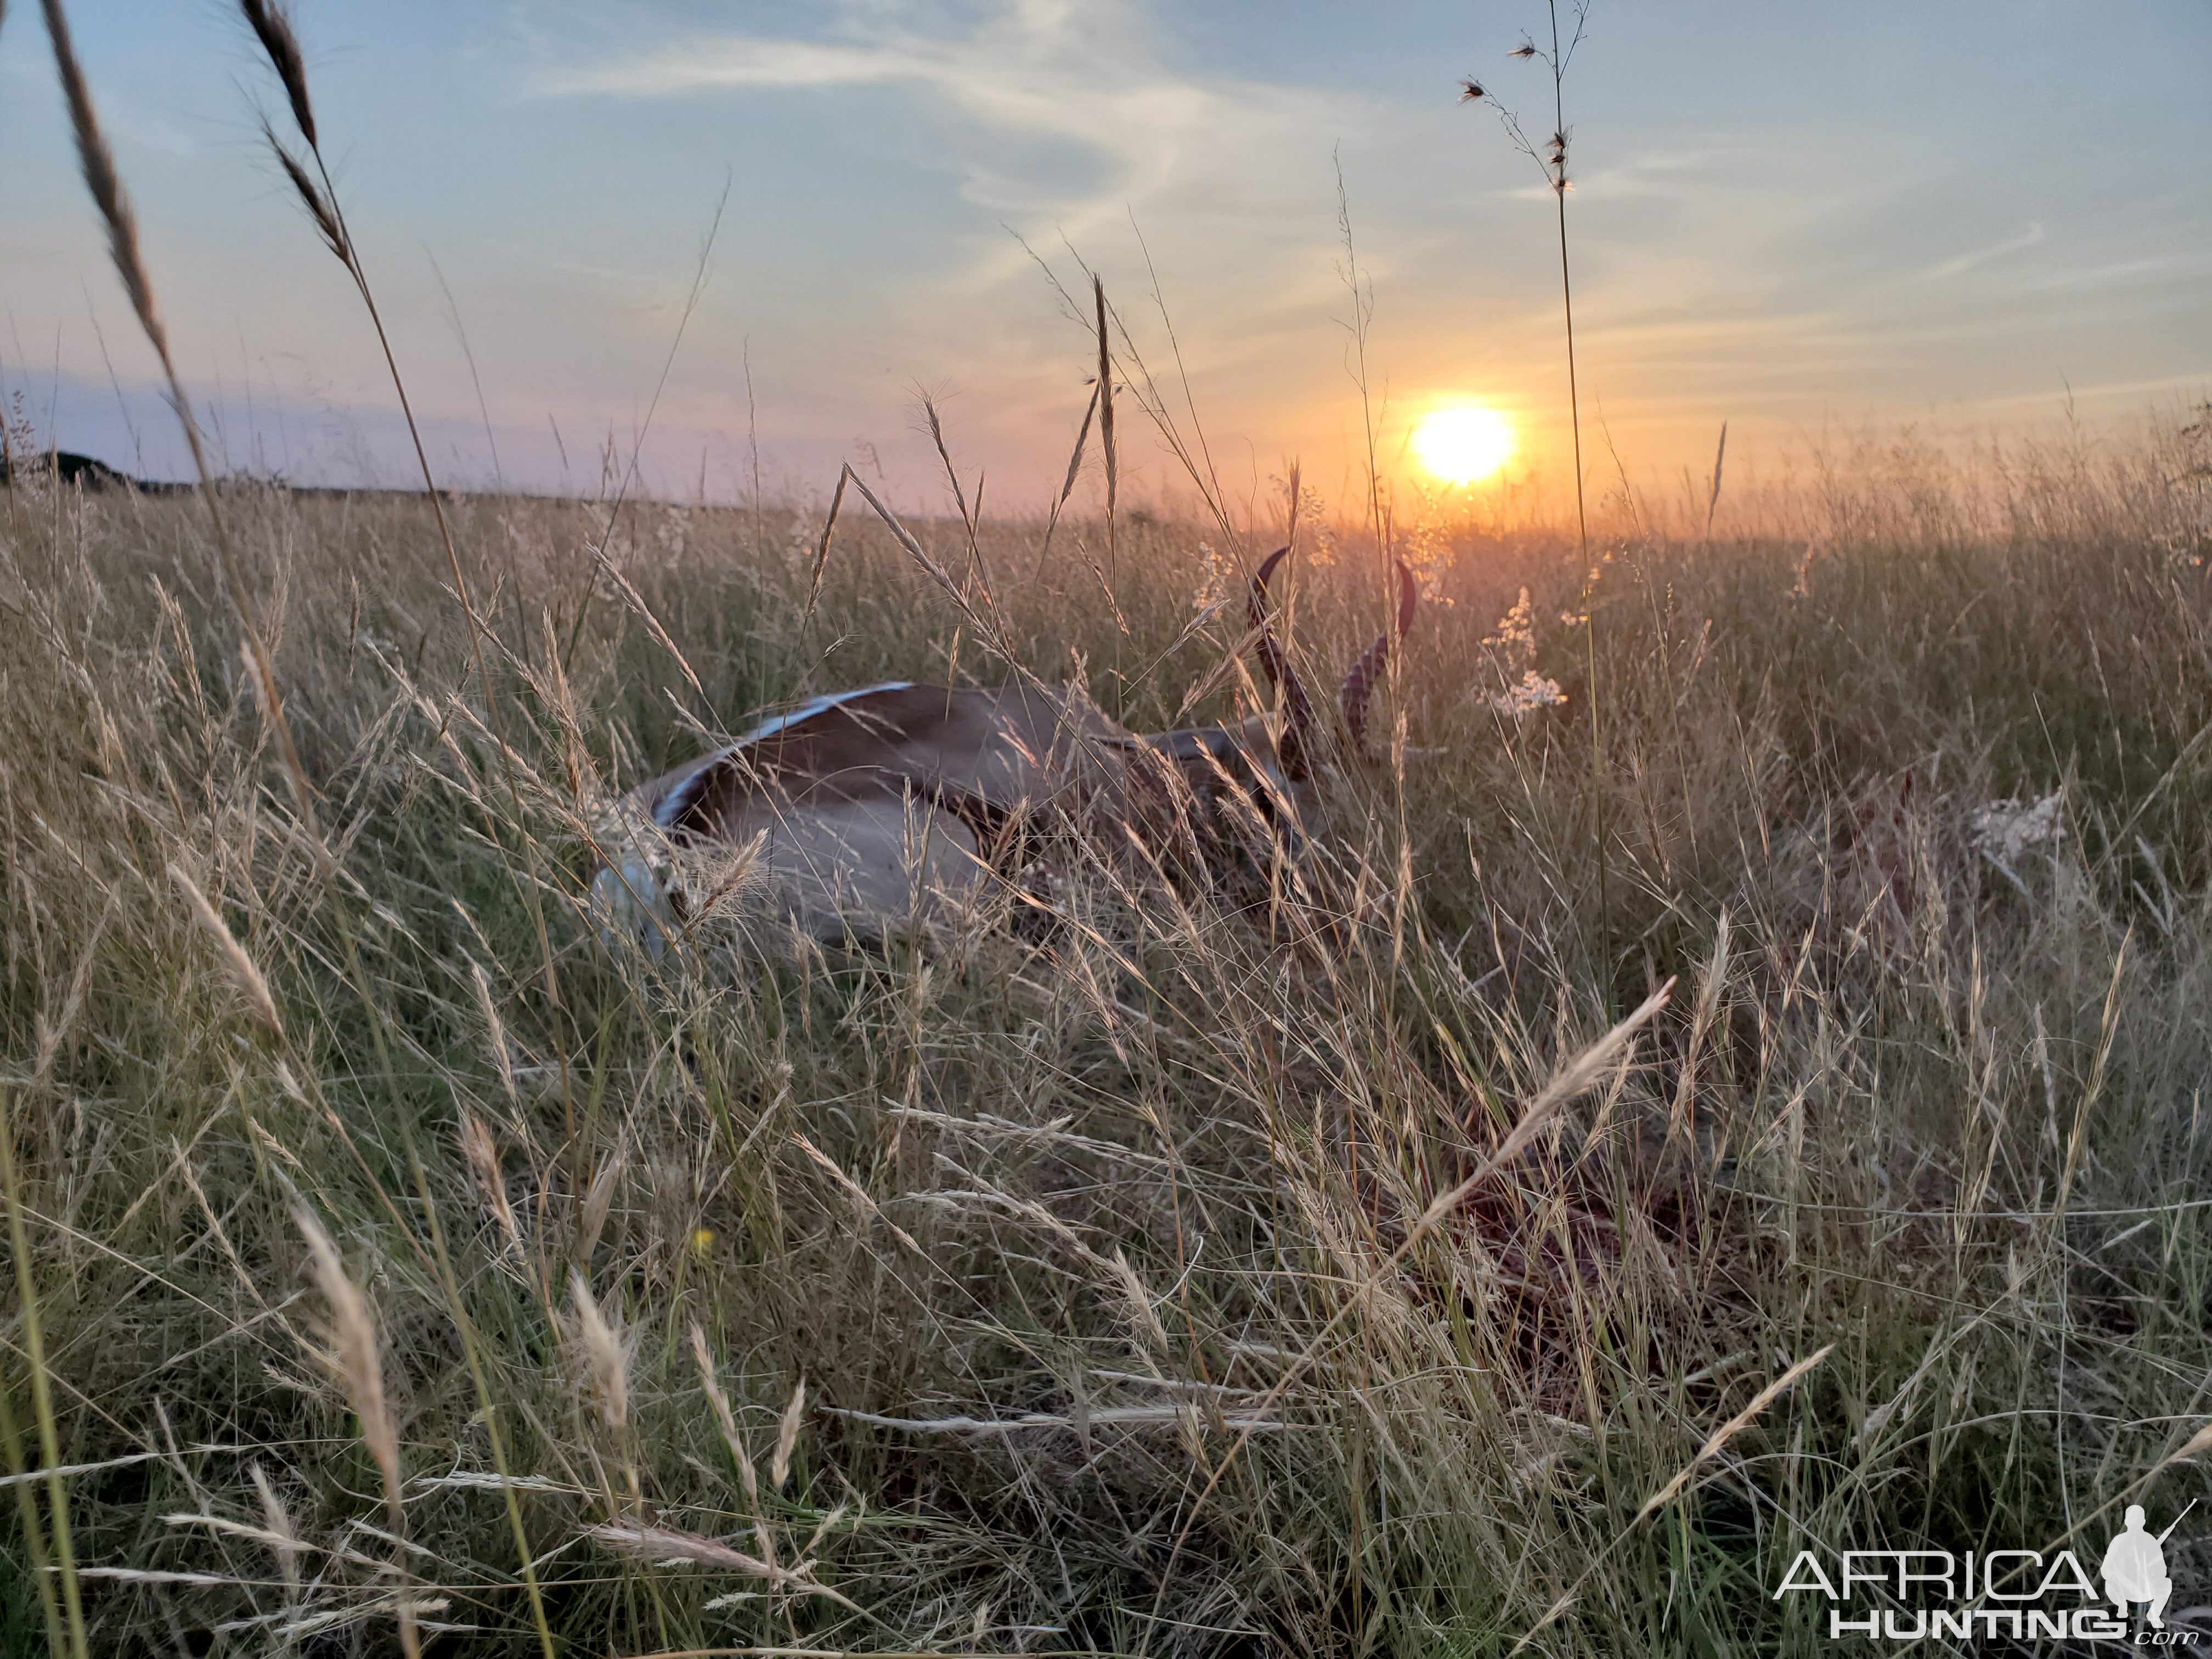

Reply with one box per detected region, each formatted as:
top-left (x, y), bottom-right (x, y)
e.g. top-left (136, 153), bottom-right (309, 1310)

top-left (591, 549), bottom-right (1417, 947)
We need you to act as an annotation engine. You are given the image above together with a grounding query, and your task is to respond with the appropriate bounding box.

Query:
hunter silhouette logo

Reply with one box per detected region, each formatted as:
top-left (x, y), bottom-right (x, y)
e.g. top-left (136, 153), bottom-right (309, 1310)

top-left (2104, 1503), bottom-right (2193, 1630)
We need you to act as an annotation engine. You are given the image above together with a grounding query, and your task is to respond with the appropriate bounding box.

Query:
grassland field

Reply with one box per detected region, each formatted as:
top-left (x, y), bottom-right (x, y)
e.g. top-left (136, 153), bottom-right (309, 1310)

top-left (3, 413), bottom-right (2212, 1655)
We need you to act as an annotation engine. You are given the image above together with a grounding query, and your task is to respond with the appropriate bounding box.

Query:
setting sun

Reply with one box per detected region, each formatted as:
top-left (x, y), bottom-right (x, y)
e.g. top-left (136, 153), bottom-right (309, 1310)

top-left (1412, 405), bottom-right (1517, 485)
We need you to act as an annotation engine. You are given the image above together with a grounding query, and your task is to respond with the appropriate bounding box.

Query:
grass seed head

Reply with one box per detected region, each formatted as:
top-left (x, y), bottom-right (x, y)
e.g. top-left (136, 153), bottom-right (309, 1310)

top-left (689, 1321), bottom-right (759, 1504)
top-left (294, 1206), bottom-right (402, 1525)
top-left (261, 120), bottom-right (344, 259)
top-left (239, 0), bottom-right (317, 146)
top-left (168, 863), bottom-right (284, 1038)
top-left (40, 0), bottom-right (167, 360)
top-left (569, 1271), bottom-right (629, 1432)
top-left (458, 1112), bottom-right (519, 1251)
top-left (578, 1141), bottom-right (624, 1262)
top-left (771, 1375), bottom-right (806, 1492)
top-left (467, 959), bottom-right (518, 1105)
top-left (588, 1523), bottom-right (782, 1578)
top-left (247, 1463), bottom-right (301, 1597)
top-left (1110, 1247), bottom-right (1172, 1358)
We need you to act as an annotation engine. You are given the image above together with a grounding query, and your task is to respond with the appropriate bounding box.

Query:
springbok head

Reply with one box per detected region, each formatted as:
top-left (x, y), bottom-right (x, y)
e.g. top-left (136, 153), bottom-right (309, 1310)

top-left (1137, 545), bottom-right (1421, 842)
top-left (590, 547), bottom-right (1419, 949)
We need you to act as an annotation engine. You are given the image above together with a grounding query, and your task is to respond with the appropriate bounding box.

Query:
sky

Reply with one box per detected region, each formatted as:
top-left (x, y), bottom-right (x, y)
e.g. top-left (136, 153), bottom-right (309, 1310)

top-left (2, 0), bottom-right (2208, 514)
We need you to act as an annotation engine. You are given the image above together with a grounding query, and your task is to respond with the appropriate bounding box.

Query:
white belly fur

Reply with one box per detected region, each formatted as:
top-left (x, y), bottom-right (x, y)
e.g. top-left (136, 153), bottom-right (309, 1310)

top-left (743, 794), bottom-right (987, 940)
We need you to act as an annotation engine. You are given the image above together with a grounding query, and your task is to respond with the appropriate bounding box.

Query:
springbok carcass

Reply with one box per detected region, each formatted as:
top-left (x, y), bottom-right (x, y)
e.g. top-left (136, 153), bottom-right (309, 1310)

top-left (590, 549), bottom-right (1417, 949)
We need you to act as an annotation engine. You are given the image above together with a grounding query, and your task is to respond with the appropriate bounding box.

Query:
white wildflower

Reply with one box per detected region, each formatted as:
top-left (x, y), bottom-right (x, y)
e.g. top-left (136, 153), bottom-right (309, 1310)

top-left (1484, 589), bottom-right (1538, 665)
top-left (1491, 672), bottom-right (1568, 719)
top-left (1480, 591), bottom-right (1567, 720)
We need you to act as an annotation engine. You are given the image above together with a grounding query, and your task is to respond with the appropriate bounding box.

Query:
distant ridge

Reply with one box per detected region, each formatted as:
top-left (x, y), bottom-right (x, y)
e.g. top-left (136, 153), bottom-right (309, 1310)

top-left (0, 448), bottom-right (188, 494)
top-left (0, 448), bottom-right (528, 502)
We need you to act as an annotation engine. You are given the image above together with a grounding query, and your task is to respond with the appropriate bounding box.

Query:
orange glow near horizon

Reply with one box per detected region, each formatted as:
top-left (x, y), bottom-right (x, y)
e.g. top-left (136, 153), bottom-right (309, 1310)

top-left (1412, 404), bottom-right (1517, 486)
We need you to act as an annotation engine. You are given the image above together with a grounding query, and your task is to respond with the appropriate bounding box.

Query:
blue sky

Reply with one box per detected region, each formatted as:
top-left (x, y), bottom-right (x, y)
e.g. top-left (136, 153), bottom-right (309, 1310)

top-left (2, 1), bottom-right (2207, 509)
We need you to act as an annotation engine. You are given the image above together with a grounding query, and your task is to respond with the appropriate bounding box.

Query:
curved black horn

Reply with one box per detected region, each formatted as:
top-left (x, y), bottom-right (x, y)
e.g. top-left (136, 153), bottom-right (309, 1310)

top-left (1339, 560), bottom-right (1420, 758)
top-left (1249, 545), bottom-right (1315, 780)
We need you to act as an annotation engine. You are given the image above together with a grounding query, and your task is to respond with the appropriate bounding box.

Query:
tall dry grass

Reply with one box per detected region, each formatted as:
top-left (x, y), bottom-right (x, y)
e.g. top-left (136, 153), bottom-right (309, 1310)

top-left (1, 402), bottom-right (2210, 1652)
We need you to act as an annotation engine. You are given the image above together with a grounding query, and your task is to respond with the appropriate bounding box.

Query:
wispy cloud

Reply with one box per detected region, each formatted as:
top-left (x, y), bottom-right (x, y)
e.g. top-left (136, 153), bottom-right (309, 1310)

top-left (532, 2), bottom-right (1351, 262)
top-left (1502, 146), bottom-right (1725, 204)
top-left (1963, 370), bottom-right (2212, 411)
top-left (1924, 221), bottom-right (2045, 280)
top-left (2008, 249), bottom-right (2212, 296)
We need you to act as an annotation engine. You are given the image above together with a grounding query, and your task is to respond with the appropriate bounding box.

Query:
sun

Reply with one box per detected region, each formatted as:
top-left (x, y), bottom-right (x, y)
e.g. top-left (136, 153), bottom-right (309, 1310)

top-left (1413, 405), bottom-right (1516, 486)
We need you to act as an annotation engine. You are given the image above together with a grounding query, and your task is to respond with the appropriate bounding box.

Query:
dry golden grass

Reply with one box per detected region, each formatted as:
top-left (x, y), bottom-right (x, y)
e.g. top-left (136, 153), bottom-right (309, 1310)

top-left (1, 407), bottom-right (2210, 1655)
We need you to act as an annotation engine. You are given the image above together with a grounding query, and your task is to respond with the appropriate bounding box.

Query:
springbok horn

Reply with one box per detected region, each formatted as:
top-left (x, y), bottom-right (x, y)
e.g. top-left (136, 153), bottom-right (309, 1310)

top-left (1249, 545), bottom-right (1315, 780)
top-left (1339, 560), bottom-right (1420, 758)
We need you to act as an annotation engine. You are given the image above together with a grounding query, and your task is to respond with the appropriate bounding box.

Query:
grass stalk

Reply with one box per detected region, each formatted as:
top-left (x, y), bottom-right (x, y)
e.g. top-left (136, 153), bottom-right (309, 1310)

top-left (0, 1367), bottom-right (67, 1656)
top-left (1542, 0), bottom-right (1607, 968)
top-left (1468, 0), bottom-right (1607, 968)
top-left (0, 1088), bottom-right (89, 1659)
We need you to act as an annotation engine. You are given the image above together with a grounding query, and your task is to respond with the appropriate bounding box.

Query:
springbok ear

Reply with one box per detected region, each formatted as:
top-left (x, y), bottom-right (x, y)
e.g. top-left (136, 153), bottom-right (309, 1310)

top-left (1247, 545), bottom-right (1315, 781)
top-left (1392, 558), bottom-right (1419, 638)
